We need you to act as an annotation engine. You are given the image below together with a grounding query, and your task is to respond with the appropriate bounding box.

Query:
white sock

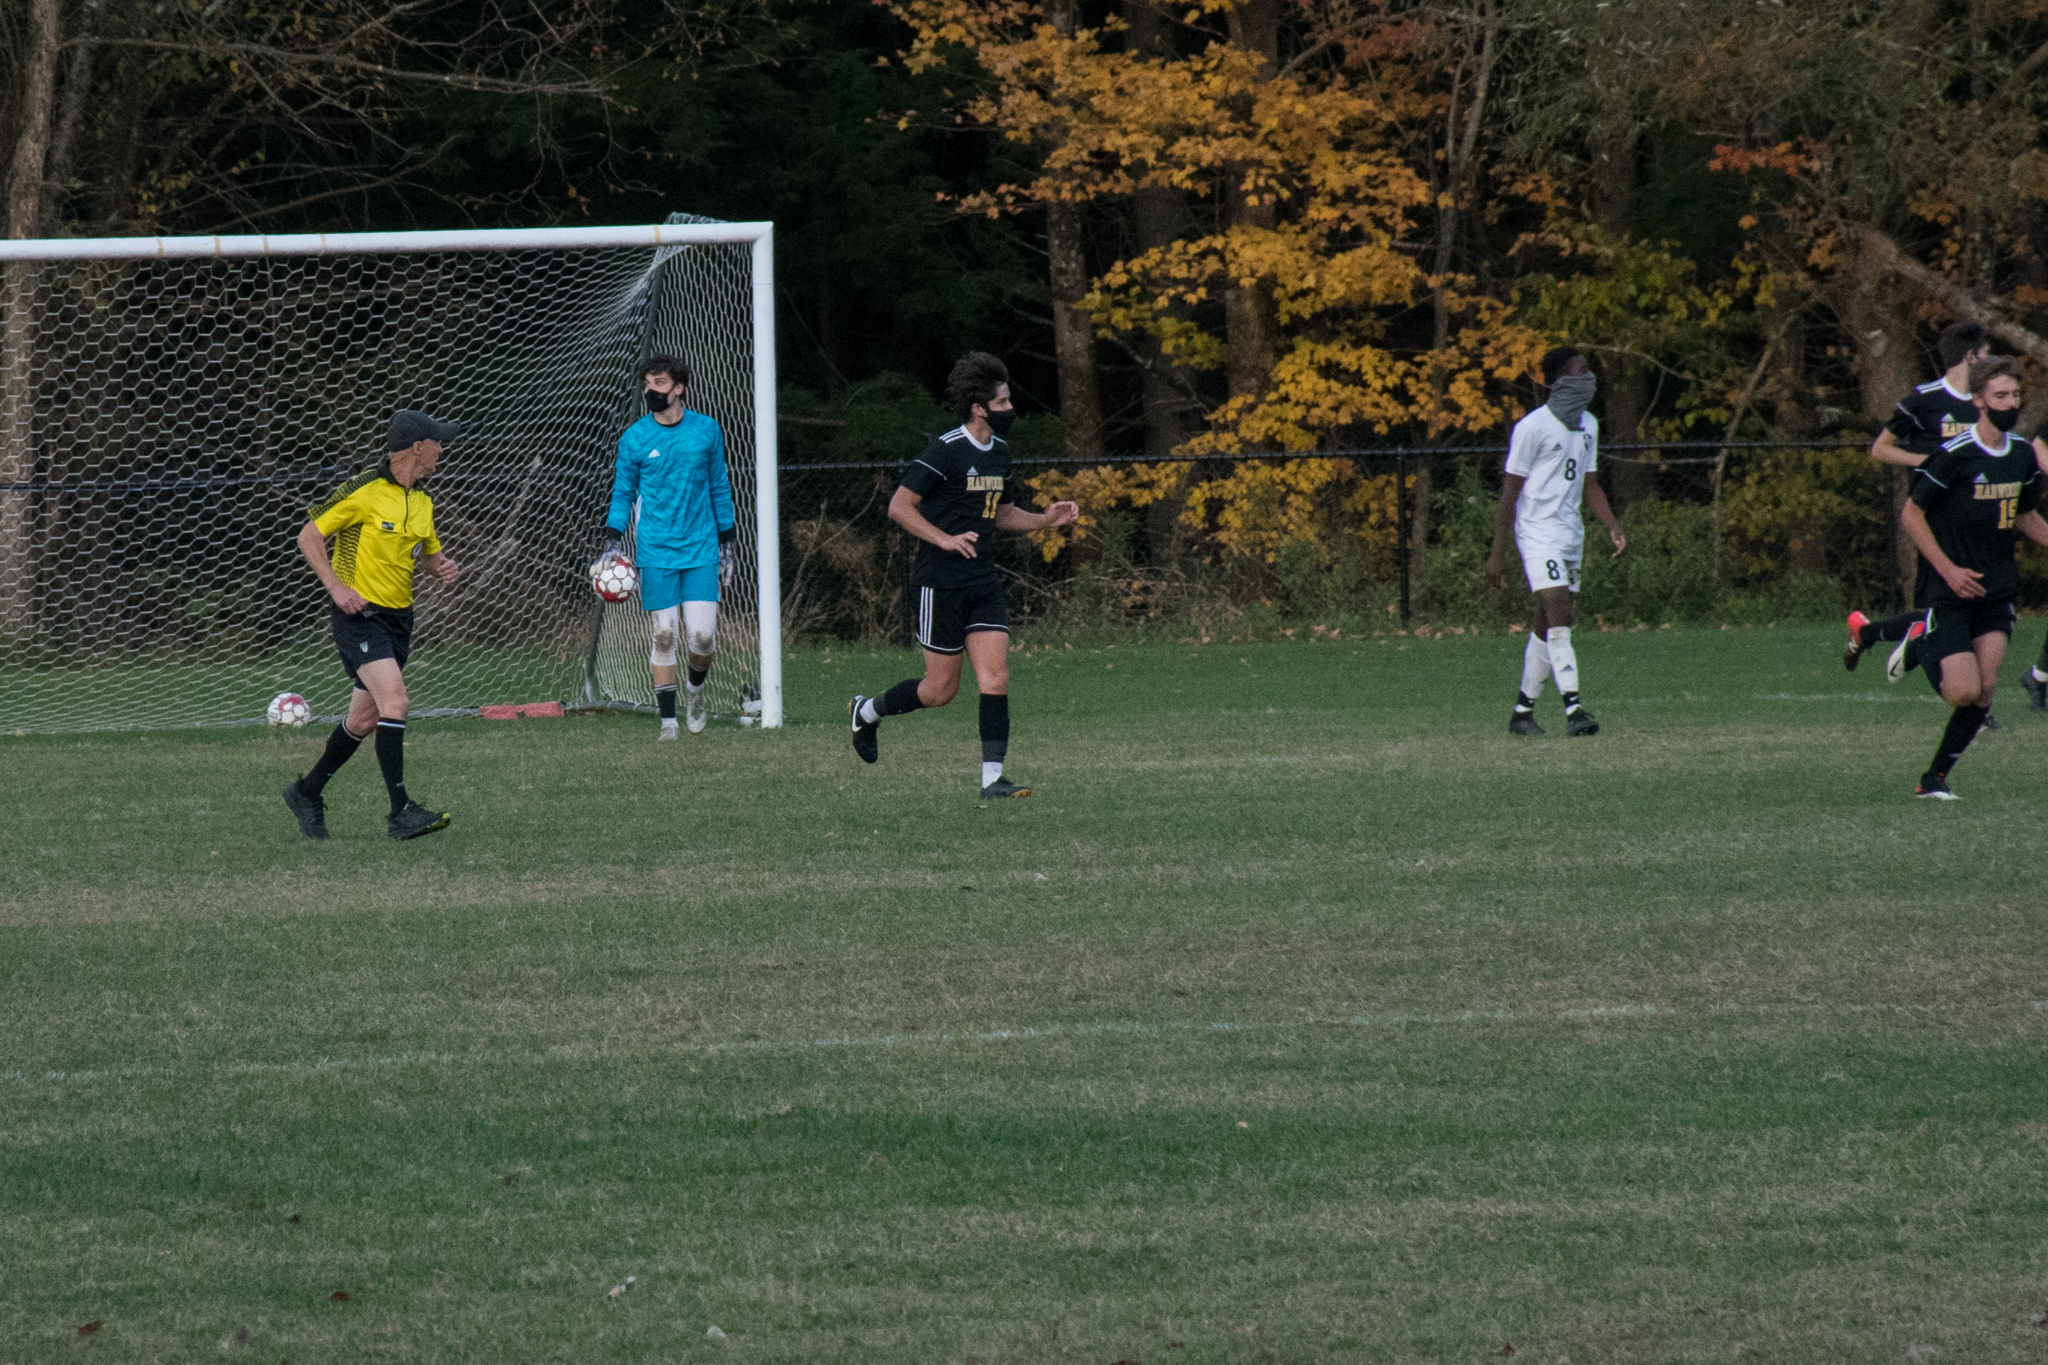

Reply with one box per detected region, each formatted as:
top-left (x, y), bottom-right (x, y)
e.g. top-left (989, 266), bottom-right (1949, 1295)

top-left (981, 761), bottom-right (1003, 787)
top-left (660, 716), bottom-right (678, 729)
top-left (1518, 636), bottom-right (1551, 703)
top-left (858, 697), bottom-right (881, 725)
top-left (2032, 666), bottom-right (2048, 684)
top-left (685, 680), bottom-right (703, 693)
top-left (1547, 626), bottom-right (1579, 700)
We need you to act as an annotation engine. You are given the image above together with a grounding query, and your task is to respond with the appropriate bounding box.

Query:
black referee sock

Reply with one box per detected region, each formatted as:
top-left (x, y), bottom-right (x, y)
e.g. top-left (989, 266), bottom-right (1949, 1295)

top-left (299, 721), bottom-right (365, 798)
top-left (1928, 703), bottom-right (1988, 780)
top-left (655, 685), bottom-right (677, 720)
top-left (979, 692), bottom-right (1010, 763)
top-left (375, 719), bottom-right (409, 816)
top-left (878, 677), bottom-right (926, 717)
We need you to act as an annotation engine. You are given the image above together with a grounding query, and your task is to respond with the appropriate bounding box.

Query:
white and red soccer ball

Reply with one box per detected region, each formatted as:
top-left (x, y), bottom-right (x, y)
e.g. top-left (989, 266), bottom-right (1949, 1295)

top-left (266, 692), bottom-right (311, 728)
top-left (592, 552), bottom-right (638, 604)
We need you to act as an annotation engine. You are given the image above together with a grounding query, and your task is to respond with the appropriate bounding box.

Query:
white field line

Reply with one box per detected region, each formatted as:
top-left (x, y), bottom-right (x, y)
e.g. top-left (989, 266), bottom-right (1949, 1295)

top-left (4, 1000), bottom-right (2042, 1089)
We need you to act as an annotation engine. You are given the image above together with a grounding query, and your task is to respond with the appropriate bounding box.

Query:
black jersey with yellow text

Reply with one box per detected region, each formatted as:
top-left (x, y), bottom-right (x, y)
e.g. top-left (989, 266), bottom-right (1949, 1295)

top-left (899, 427), bottom-right (1014, 589)
top-left (1885, 378), bottom-right (1980, 462)
top-left (1908, 428), bottom-right (2043, 602)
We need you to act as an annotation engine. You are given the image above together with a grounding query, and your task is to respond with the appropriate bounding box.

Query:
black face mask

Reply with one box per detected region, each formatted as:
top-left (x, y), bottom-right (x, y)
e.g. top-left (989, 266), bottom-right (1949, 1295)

top-left (1988, 405), bottom-right (2022, 433)
top-left (986, 408), bottom-right (1017, 437)
top-left (646, 388), bottom-right (679, 414)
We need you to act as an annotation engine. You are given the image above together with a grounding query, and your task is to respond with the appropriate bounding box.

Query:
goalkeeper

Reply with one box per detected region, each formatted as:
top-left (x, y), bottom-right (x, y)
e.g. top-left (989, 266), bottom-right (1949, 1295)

top-left (598, 355), bottom-right (737, 739)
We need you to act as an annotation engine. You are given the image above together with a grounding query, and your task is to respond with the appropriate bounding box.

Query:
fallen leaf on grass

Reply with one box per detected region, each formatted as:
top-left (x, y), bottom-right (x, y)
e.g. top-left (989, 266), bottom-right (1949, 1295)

top-left (1906, 1347), bottom-right (1937, 1360)
top-left (706, 1324), bottom-right (727, 1339)
top-left (1237, 1121), bottom-right (1249, 1129)
top-left (607, 1275), bottom-right (638, 1298)
top-left (77, 1321), bottom-right (100, 1337)
top-left (1495, 1346), bottom-right (1515, 1358)
top-left (287, 1214), bottom-right (302, 1224)
top-left (330, 1291), bottom-right (350, 1302)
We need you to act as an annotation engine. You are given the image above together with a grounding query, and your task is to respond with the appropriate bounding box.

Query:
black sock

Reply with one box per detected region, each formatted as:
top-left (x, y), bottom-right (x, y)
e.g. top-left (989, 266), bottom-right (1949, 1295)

top-left (979, 692), bottom-right (1010, 763)
top-left (1866, 611), bottom-right (1920, 647)
top-left (1927, 703), bottom-right (1987, 781)
top-left (1561, 689), bottom-right (1582, 713)
top-left (375, 719), bottom-right (408, 815)
top-left (656, 685), bottom-right (677, 720)
top-left (878, 677), bottom-right (926, 717)
top-left (299, 721), bottom-right (365, 797)
top-left (687, 664), bottom-right (708, 688)
top-left (1513, 692), bottom-right (1536, 714)
top-left (2036, 634), bottom-right (2048, 676)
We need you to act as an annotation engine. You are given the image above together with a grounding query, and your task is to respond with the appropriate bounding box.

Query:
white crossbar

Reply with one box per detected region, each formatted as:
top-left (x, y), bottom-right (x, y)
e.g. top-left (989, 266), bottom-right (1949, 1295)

top-left (0, 222), bottom-right (771, 262)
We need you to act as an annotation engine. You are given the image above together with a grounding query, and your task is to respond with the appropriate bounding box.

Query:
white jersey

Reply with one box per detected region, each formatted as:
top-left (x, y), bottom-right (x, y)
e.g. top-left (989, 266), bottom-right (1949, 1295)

top-left (1506, 405), bottom-right (1598, 545)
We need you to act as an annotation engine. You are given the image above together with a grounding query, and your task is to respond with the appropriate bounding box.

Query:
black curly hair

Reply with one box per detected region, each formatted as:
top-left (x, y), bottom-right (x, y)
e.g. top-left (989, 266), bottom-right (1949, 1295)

top-left (944, 351), bottom-right (1011, 421)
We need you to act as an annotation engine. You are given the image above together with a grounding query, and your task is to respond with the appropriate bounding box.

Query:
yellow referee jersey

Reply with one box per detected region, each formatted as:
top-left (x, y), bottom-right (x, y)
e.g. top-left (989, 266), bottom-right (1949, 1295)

top-left (309, 463), bottom-right (442, 609)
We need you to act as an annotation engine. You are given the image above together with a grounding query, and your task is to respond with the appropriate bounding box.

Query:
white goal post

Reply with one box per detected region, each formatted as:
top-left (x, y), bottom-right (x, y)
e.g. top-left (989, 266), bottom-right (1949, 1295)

top-left (0, 216), bottom-right (783, 733)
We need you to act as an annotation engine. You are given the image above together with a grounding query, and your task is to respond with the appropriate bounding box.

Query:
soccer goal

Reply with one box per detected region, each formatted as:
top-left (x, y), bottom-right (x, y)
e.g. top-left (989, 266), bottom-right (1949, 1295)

top-left (0, 214), bottom-right (783, 734)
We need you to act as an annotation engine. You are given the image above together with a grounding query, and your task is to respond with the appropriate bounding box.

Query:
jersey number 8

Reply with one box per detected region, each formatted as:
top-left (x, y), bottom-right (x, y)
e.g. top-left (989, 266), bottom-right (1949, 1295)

top-left (1563, 458), bottom-right (1577, 481)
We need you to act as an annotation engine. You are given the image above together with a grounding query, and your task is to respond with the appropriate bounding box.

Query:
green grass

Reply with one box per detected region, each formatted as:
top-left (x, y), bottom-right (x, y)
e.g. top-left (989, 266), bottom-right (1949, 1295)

top-left (4, 623), bottom-right (2047, 1363)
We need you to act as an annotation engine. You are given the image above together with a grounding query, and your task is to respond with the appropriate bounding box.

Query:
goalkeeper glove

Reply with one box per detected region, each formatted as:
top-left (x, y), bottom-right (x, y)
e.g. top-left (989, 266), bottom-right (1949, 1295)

top-left (718, 536), bottom-right (737, 589)
top-left (600, 527), bottom-right (624, 556)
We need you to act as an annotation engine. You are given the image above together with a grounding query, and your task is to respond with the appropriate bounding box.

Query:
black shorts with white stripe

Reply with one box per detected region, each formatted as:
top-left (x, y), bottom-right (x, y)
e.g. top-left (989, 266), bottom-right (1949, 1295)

top-left (913, 580), bottom-right (1009, 655)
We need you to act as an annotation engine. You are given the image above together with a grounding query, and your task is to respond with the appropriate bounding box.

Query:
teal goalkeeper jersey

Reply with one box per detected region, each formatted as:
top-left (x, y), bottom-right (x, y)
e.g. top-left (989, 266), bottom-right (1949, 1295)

top-left (605, 410), bottom-right (736, 569)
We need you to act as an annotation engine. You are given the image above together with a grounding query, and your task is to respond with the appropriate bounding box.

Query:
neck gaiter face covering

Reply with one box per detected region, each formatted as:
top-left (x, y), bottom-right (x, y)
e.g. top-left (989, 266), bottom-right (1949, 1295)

top-left (1547, 373), bottom-right (1597, 429)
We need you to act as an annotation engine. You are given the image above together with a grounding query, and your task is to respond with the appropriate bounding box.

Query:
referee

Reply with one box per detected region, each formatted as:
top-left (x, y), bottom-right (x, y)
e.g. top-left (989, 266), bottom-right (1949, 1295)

top-left (281, 410), bottom-right (462, 840)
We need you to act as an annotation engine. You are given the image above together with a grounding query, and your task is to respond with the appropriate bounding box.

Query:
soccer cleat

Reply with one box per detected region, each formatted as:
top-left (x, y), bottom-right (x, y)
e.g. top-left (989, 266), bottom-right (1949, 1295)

top-left (1915, 773), bottom-right (1960, 800)
top-left (387, 800), bottom-right (451, 841)
top-left (1884, 620), bottom-right (1926, 684)
top-left (1565, 706), bottom-right (1600, 737)
top-left (659, 718), bottom-right (679, 741)
top-left (1843, 610), bottom-right (1871, 671)
top-left (685, 686), bottom-right (707, 734)
top-left (849, 695), bottom-right (879, 764)
top-left (980, 776), bottom-right (1032, 799)
top-left (1508, 712), bottom-right (1545, 737)
top-left (282, 779), bottom-right (329, 841)
top-left (1981, 712), bottom-right (2006, 733)
top-left (2023, 669), bottom-right (2048, 713)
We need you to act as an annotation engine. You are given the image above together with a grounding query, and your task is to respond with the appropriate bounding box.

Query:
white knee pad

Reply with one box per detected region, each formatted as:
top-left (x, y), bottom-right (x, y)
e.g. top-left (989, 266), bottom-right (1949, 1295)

top-left (648, 606), bottom-right (680, 668)
top-left (683, 600), bottom-right (717, 659)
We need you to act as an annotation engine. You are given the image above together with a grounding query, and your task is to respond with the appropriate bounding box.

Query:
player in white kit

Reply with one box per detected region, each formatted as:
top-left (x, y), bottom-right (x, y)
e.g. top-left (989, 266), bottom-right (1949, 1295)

top-left (1486, 346), bottom-right (1627, 737)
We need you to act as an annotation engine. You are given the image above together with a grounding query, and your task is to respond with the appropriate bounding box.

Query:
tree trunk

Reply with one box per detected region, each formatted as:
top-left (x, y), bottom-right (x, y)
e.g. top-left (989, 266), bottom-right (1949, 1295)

top-left (1, 0), bottom-right (59, 647)
top-left (1588, 125), bottom-right (1654, 506)
top-left (1832, 240), bottom-right (1922, 608)
top-left (1421, 0), bottom-right (1497, 577)
top-left (1046, 198), bottom-right (1105, 459)
top-left (1223, 0), bottom-right (1278, 405)
top-left (41, 17), bottom-right (95, 234)
top-left (1047, 0), bottom-right (1105, 458)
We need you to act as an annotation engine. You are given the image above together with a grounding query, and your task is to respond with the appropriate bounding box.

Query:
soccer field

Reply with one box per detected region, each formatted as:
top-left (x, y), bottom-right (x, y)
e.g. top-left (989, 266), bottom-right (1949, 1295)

top-left (4, 624), bottom-right (2045, 1363)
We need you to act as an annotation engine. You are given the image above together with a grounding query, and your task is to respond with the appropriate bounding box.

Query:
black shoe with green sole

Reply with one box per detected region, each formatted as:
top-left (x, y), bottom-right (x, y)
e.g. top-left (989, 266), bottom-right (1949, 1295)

top-left (387, 800), bottom-right (451, 841)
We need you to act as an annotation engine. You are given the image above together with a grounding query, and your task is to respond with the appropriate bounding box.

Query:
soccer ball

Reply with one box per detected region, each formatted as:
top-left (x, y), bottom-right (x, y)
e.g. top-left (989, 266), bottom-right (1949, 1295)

top-left (592, 552), bottom-right (638, 603)
top-left (266, 692), bottom-right (311, 728)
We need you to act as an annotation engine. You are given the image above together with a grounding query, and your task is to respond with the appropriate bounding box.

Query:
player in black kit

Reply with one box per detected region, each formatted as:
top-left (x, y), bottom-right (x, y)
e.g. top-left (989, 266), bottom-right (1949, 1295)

top-left (1845, 320), bottom-right (1991, 682)
top-left (1900, 357), bottom-right (2048, 798)
top-left (848, 352), bottom-right (1079, 798)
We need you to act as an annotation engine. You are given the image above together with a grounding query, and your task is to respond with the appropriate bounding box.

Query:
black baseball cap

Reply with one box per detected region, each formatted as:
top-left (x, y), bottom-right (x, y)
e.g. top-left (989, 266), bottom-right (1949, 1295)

top-left (386, 409), bottom-right (462, 451)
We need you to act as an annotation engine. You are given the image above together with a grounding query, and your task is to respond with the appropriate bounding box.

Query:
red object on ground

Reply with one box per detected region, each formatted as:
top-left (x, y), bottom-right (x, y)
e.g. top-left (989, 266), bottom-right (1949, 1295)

top-left (480, 702), bottom-right (566, 720)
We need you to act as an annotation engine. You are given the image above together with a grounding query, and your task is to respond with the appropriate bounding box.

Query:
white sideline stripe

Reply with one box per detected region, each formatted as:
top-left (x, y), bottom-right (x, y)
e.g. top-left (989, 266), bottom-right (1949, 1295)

top-left (0, 222), bottom-right (773, 262)
top-left (5, 1000), bottom-right (2041, 1089)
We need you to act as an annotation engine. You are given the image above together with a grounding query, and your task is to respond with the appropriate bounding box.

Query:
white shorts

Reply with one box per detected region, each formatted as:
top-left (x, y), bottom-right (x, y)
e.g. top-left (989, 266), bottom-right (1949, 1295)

top-left (1517, 535), bottom-right (1582, 593)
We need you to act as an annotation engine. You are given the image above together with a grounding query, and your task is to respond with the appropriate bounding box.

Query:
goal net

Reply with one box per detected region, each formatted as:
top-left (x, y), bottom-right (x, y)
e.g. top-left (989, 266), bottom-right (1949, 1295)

top-left (0, 215), bottom-right (783, 734)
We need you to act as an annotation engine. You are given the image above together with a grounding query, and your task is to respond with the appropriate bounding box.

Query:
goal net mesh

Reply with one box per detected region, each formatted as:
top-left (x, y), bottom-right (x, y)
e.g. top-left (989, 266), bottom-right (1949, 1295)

top-left (0, 214), bottom-right (765, 734)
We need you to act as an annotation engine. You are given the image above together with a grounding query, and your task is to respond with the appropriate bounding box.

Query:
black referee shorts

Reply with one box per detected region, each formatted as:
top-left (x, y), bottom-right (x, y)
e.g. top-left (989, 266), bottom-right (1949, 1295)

top-left (912, 580), bottom-right (1008, 655)
top-left (330, 603), bottom-right (414, 688)
top-left (1921, 596), bottom-right (2015, 667)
